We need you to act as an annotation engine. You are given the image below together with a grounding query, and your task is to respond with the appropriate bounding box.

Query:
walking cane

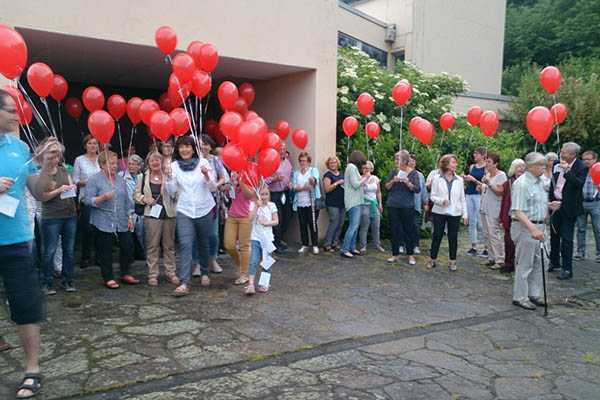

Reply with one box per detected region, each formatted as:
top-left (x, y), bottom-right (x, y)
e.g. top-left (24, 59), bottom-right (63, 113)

top-left (539, 241), bottom-right (549, 317)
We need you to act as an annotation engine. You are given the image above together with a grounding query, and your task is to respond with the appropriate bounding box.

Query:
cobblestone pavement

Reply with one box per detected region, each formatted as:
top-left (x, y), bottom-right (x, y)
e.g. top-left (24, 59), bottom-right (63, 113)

top-left (1, 233), bottom-right (599, 399)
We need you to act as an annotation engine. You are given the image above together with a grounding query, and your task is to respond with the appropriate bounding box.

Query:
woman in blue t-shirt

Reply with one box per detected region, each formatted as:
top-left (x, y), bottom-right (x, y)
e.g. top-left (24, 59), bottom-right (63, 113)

top-left (322, 156), bottom-right (345, 252)
top-left (462, 147), bottom-right (487, 257)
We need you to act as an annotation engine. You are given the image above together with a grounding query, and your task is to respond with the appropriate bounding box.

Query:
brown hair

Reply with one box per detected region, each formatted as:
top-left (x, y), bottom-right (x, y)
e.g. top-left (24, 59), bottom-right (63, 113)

top-left (439, 154), bottom-right (457, 173)
top-left (82, 134), bottom-right (98, 149)
top-left (98, 150), bottom-right (118, 166)
top-left (174, 135), bottom-right (198, 160)
top-left (0, 89), bottom-right (12, 108)
top-left (348, 150), bottom-right (367, 168)
top-left (324, 156), bottom-right (340, 169)
top-left (486, 152), bottom-right (500, 165)
top-left (474, 146), bottom-right (487, 157)
top-left (298, 151), bottom-right (311, 163)
top-left (582, 150), bottom-right (598, 160)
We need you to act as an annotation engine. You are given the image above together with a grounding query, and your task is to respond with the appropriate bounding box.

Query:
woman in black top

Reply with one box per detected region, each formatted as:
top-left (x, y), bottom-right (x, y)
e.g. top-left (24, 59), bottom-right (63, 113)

top-left (323, 156), bottom-right (345, 252)
top-left (384, 150), bottom-right (421, 265)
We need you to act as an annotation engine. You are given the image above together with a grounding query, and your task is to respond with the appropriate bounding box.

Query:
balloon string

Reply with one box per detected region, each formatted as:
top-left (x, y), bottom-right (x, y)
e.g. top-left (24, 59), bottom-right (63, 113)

top-left (128, 125), bottom-right (136, 157)
top-left (187, 98), bottom-right (198, 135)
top-left (41, 98), bottom-right (57, 138)
top-left (16, 81), bottom-right (52, 135)
top-left (553, 93), bottom-right (560, 153)
top-left (399, 106), bottom-right (404, 151)
top-left (57, 101), bottom-right (64, 143)
top-left (117, 121), bottom-right (124, 159)
top-left (346, 137), bottom-right (350, 164)
top-left (535, 141), bottom-right (538, 153)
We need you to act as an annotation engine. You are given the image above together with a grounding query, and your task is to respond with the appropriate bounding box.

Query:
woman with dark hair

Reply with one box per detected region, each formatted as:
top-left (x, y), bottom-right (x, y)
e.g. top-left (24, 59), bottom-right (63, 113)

top-left (293, 151), bottom-right (322, 254)
top-left (462, 146), bottom-right (487, 256)
top-left (323, 156), bottom-right (345, 252)
top-left (73, 134), bottom-right (100, 268)
top-left (166, 135), bottom-right (217, 296)
top-left (340, 150), bottom-right (368, 259)
top-left (428, 154), bottom-right (468, 271)
top-left (499, 158), bottom-right (526, 273)
top-left (385, 150), bottom-right (421, 265)
top-left (83, 150), bottom-right (138, 289)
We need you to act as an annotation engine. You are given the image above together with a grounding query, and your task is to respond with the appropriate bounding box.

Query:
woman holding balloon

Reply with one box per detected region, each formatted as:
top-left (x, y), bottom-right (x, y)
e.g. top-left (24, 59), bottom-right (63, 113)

top-left (293, 152), bottom-right (322, 255)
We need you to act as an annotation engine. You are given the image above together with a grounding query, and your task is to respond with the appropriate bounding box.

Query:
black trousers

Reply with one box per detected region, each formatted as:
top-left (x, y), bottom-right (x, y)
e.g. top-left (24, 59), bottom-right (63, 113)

top-left (298, 206), bottom-right (319, 246)
top-left (94, 227), bottom-right (133, 282)
top-left (79, 204), bottom-right (95, 262)
top-left (550, 210), bottom-right (576, 274)
top-left (430, 213), bottom-right (461, 260)
top-left (388, 207), bottom-right (416, 256)
top-left (272, 190), bottom-right (293, 246)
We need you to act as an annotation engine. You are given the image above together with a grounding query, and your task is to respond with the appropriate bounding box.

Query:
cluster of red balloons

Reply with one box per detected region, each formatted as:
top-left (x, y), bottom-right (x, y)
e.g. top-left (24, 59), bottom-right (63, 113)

top-left (466, 106), bottom-right (499, 137)
top-left (409, 117), bottom-right (435, 145)
top-left (2, 85), bottom-right (32, 125)
top-left (526, 66), bottom-right (567, 144)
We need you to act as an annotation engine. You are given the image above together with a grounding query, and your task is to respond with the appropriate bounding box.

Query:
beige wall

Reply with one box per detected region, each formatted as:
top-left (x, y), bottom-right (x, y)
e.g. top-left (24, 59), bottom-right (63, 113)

top-left (0, 0), bottom-right (338, 173)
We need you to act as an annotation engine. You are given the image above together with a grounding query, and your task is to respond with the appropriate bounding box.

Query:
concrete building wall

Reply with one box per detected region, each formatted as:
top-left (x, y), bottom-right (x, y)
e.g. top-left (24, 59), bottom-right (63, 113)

top-left (336, 2), bottom-right (389, 51)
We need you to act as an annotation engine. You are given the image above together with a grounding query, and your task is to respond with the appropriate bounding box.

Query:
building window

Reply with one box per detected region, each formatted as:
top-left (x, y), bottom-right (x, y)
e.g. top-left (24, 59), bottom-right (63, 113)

top-left (338, 32), bottom-right (388, 67)
top-left (393, 50), bottom-right (405, 63)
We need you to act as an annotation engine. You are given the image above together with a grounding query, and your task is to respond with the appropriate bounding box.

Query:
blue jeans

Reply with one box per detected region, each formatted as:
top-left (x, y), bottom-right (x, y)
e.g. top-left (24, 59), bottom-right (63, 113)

top-left (576, 200), bottom-right (600, 257)
top-left (466, 194), bottom-right (481, 246)
top-left (324, 206), bottom-right (345, 247)
top-left (359, 205), bottom-right (381, 249)
top-left (177, 211), bottom-right (215, 284)
top-left (248, 240), bottom-right (262, 277)
top-left (41, 216), bottom-right (77, 286)
top-left (134, 215), bottom-right (145, 253)
top-left (209, 212), bottom-right (220, 259)
top-left (341, 205), bottom-right (362, 252)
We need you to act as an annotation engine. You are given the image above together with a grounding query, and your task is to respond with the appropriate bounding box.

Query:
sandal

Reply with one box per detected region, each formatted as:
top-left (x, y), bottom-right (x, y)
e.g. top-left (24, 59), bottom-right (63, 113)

top-left (257, 285), bottom-right (270, 293)
top-left (121, 275), bottom-right (140, 285)
top-left (352, 250), bottom-right (361, 256)
top-left (167, 275), bottom-right (180, 286)
top-left (427, 260), bottom-right (437, 269)
top-left (323, 245), bottom-right (333, 252)
top-left (234, 276), bottom-right (249, 285)
top-left (341, 251), bottom-right (354, 259)
top-left (105, 280), bottom-right (120, 289)
top-left (16, 373), bottom-right (42, 399)
top-left (386, 256), bottom-right (399, 264)
top-left (148, 278), bottom-right (158, 287)
top-left (173, 285), bottom-right (190, 297)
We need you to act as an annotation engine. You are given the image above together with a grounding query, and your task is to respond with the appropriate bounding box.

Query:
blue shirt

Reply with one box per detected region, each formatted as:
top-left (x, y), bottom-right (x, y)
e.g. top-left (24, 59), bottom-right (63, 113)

top-left (83, 171), bottom-right (134, 233)
top-left (0, 134), bottom-right (37, 245)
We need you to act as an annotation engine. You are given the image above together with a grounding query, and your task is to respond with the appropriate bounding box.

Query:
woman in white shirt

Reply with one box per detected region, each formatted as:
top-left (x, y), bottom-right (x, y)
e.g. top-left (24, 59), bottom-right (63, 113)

top-left (166, 135), bottom-right (217, 296)
top-left (428, 154), bottom-right (468, 271)
top-left (292, 152), bottom-right (322, 254)
top-left (358, 161), bottom-right (384, 253)
top-left (72, 135), bottom-right (101, 268)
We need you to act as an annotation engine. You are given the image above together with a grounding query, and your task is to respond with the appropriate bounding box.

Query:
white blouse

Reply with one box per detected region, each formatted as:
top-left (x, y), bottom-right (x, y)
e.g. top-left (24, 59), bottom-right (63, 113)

top-left (166, 158), bottom-right (217, 219)
top-left (430, 174), bottom-right (468, 218)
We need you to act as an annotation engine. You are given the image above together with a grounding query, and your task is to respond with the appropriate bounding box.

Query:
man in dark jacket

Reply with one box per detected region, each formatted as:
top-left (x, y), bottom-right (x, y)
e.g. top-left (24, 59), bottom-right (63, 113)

top-left (549, 142), bottom-right (588, 280)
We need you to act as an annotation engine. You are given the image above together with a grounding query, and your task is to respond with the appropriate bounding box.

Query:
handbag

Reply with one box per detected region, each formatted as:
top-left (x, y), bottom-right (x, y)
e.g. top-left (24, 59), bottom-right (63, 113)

top-left (134, 173), bottom-right (146, 216)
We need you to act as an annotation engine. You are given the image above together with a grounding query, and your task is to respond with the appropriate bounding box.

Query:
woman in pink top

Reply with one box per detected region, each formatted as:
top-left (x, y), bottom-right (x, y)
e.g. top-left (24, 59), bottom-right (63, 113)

top-left (224, 172), bottom-right (257, 285)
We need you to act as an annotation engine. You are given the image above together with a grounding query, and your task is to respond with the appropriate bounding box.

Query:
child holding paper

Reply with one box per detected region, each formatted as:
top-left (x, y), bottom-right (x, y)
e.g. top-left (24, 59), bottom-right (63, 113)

top-left (245, 185), bottom-right (279, 295)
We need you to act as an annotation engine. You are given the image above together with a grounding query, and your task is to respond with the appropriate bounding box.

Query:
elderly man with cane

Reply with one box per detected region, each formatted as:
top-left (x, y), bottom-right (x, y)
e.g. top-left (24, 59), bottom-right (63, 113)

top-left (511, 152), bottom-right (562, 310)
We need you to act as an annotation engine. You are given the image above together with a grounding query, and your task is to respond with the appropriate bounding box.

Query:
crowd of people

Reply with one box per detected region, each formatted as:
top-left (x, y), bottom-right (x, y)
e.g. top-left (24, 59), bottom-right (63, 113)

top-left (1, 88), bottom-right (599, 397)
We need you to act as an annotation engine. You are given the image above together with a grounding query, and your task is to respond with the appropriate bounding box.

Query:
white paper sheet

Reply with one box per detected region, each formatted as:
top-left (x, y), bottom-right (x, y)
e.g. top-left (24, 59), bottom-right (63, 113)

top-left (0, 194), bottom-right (20, 218)
top-left (60, 187), bottom-right (77, 199)
top-left (149, 204), bottom-right (163, 218)
top-left (258, 271), bottom-right (271, 288)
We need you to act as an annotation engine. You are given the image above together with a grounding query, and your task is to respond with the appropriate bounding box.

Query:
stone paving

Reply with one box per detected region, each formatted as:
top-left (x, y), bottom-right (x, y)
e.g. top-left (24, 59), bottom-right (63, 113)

top-left (1, 232), bottom-right (599, 399)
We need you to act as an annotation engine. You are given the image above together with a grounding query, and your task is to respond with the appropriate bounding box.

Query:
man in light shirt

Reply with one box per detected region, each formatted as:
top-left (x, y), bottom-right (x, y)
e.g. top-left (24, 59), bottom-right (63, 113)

top-left (574, 150), bottom-right (600, 262)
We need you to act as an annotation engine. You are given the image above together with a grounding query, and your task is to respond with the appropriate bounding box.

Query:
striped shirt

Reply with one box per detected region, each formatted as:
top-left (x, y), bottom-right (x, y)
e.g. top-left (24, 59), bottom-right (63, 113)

top-left (510, 171), bottom-right (548, 222)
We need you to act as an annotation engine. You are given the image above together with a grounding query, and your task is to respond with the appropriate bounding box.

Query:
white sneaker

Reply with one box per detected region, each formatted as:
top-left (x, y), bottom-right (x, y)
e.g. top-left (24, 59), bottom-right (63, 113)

top-left (312, 246), bottom-right (319, 255)
top-left (399, 246), bottom-right (405, 254)
top-left (414, 247), bottom-right (421, 255)
top-left (298, 246), bottom-right (308, 254)
top-left (210, 260), bottom-right (223, 273)
top-left (192, 265), bottom-right (202, 277)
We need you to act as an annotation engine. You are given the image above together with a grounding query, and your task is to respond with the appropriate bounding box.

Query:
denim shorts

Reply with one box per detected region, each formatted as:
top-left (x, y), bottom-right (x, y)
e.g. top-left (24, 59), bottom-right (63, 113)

top-left (0, 242), bottom-right (45, 325)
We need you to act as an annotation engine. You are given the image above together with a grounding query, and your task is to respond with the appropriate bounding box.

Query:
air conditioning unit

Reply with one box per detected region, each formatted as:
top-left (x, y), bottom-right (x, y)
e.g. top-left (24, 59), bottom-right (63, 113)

top-left (385, 24), bottom-right (397, 43)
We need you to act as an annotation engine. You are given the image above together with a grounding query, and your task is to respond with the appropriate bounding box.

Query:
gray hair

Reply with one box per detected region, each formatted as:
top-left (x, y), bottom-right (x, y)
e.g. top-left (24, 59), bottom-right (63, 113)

top-left (395, 150), bottom-right (410, 165)
top-left (128, 154), bottom-right (144, 166)
top-left (508, 158), bottom-right (525, 177)
top-left (545, 152), bottom-right (558, 162)
top-left (365, 160), bottom-right (374, 171)
top-left (562, 142), bottom-right (581, 156)
top-left (525, 152), bottom-right (546, 166)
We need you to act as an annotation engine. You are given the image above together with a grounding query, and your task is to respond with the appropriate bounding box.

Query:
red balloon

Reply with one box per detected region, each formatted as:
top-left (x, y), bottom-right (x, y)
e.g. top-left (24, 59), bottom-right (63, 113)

top-left (241, 162), bottom-right (260, 188)
top-left (261, 132), bottom-right (282, 153)
top-left (126, 97), bottom-right (143, 125)
top-left (467, 106), bottom-right (483, 126)
top-left (171, 52), bottom-right (196, 83)
top-left (170, 108), bottom-right (191, 137)
top-left (392, 80), bottom-right (412, 106)
top-left (0, 24), bottom-right (28, 80)
top-left (408, 116), bottom-right (423, 134)
top-left (237, 120), bottom-right (265, 156)
top-left (275, 120), bottom-right (291, 140)
top-left (439, 112), bottom-right (455, 131)
top-left (526, 106), bottom-right (554, 144)
top-left (50, 75), bottom-right (68, 102)
top-left (218, 81), bottom-right (239, 111)
top-left (551, 103), bottom-right (568, 124)
top-left (342, 116), bottom-right (359, 137)
top-left (2, 85), bottom-right (25, 107)
top-left (88, 110), bottom-right (115, 144)
top-left (168, 81), bottom-right (190, 107)
top-left (187, 40), bottom-right (204, 66)
top-left (590, 163), bottom-right (600, 186)
top-left (158, 92), bottom-right (173, 113)
top-left (356, 92), bottom-right (374, 116)
top-left (221, 143), bottom-right (248, 172)
top-left (197, 43), bottom-right (219, 73)
top-left (139, 99), bottom-right (160, 126)
top-left (245, 111), bottom-right (259, 121)
top-left (190, 69), bottom-right (211, 98)
top-left (107, 94), bottom-right (127, 121)
top-left (292, 128), bottom-right (308, 149)
top-left (82, 86), bottom-right (105, 112)
top-left (365, 121), bottom-right (380, 139)
top-left (479, 111), bottom-right (499, 137)
top-left (410, 118), bottom-right (434, 146)
top-left (150, 111), bottom-right (174, 142)
top-left (18, 101), bottom-right (32, 125)
top-left (258, 148), bottom-right (281, 178)
top-left (239, 83), bottom-right (256, 106)
top-left (254, 117), bottom-right (268, 137)
top-left (155, 26), bottom-right (177, 55)
top-left (232, 98), bottom-right (248, 115)
top-left (65, 97), bottom-right (83, 119)
top-left (219, 111), bottom-right (244, 142)
top-left (540, 66), bottom-right (561, 94)
top-left (27, 62), bottom-right (54, 98)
